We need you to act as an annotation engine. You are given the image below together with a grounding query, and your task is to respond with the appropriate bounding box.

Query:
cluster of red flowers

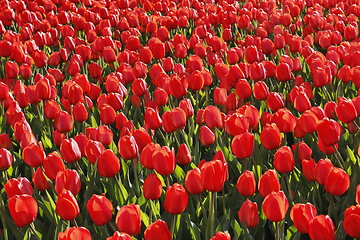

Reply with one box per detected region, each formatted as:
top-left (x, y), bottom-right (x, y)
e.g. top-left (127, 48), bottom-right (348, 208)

top-left (1, 0), bottom-right (360, 238)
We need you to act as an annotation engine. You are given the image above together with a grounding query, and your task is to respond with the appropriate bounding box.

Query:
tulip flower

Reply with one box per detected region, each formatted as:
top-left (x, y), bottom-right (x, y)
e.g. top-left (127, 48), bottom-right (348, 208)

top-left (210, 231), bottom-right (231, 240)
top-left (237, 170), bottom-right (256, 197)
top-left (315, 158), bottom-right (334, 186)
top-left (152, 146), bottom-right (176, 176)
top-left (258, 169), bottom-right (280, 197)
top-left (118, 135), bottom-right (139, 160)
top-left (144, 219), bottom-right (171, 240)
top-left (107, 232), bottom-right (133, 240)
top-left (343, 205), bottom-right (360, 238)
top-left (308, 215), bottom-right (335, 240)
top-left (262, 191), bottom-right (289, 223)
top-left (0, 148), bottom-right (13, 170)
top-left (185, 168), bottom-right (205, 195)
top-left (274, 146), bottom-right (295, 173)
top-left (55, 169), bottom-right (81, 196)
top-left (317, 118), bottom-right (342, 147)
top-left (199, 126), bottom-right (216, 146)
top-left (115, 204), bottom-right (141, 236)
top-left (164, 183), bottom-right (189, 215)
top-left (9, 194), bottom-right (38, 228)
top-left (290, 203), bottom-right (317, 234)
top-left (232, 132), bottom-right (254, 160)
top-left (87, 194), bottom-right (113, 226)
top-left (55, 111), bottom-right (73, 133)
top-left (143, 174), bottom-right (163, 200)
top-left (302, 159), bottom-right (317, 182)
top-left (32, 168), bottom-right (51, 191)
top-left (97, 149), bottom-right (120, 178)
top-left (325, 167), bottom-right (350, 196)
top-left (5, 177), bottom-right (33, 199)
top-left (56, 190), bottom-right (80, 221)
top-left (238, 199), bottom-right (259, 228)
top-left (58, 227), bottom-right (91, 240)
top-left (22, 143), bottom-right (46, 168)
top-left (260, 123), bottom-right (282, 150)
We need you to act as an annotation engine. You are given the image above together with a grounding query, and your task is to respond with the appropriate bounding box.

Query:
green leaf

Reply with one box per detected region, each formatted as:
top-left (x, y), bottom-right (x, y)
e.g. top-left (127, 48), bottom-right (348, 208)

top-left (230, 218), bottom-right (242, 240)
top-left (347, 146), bottom-right (357, 165)
top-left (186, 219), bottom-right (202, 240)
top-left (22, 228), bottom-right (30, 240)
top-left (240, 219), bottom-right (254, 240)
top-left (285, 225), bottom-right (299, 240)
top-left (140, 209), bottom-right (149, 227)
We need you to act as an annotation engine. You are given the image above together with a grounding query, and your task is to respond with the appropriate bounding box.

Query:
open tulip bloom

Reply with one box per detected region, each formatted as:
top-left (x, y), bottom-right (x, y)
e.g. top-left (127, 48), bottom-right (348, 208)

top-left (1, 0), bottom-right (360, 240)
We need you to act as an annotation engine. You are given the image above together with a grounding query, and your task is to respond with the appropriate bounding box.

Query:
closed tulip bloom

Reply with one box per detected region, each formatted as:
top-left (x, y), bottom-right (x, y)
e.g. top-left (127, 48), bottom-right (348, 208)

top-left (58, 227), bottom-right (91, 240)
top-left (315, 158), bottom-right (333, 185)
top-left (87, 194), bottom-right (113, 226)
top-left (308, 215), bottom-right (335, 240)
top-left (0, 148), bottom-right (13, 170)
top-left (85, 140), bottom-right (105, 165)
top-left (272, 108), bottom-right (296, 133)
top-left (118, 135), bottom-right (139, 160)
top-left (144, 219), bottom-right (171, 240)
top-left (201, 160), bottom-right (226, 192)
top-left (55, 169), bottom-right (81, 196)
top-left (210, 231), bottom-right (231, 240)
top-left (302, 159), bottom-right (317, 182)
top-left (5, 61), bottom-right (19, 78)
top-left (185, 168), bottom-right (205, 195)
top-left (325, 167), bottom-right (350, 196)
top-left (238, 199), bottom-right (259, 228)
top-left (60, 138), bottom-right (81, 163)
top-left (236, 79), bottom-right (252, 100)
top-left (200, 126), bottom-right (216, 146)
top-left (260, 123), bottom-right (282, 150)
top-left (290, 203), bottom-right (317, 234)
top-left (115, 204), bottom-right (141, 236)
top-left (231, 132), bottom-right (254, 159)
top-left (237, 170), bottom-right (256, 197)
top-left (9, 194), bottom-right (38, 228)
top-left (274, 146), bottom-right (295, 173)
top-left (336, 97), bottom-right (358, 124)
top-left (164, 183), bottom-right (189, 215)
top-left (176, 144), bottom-right (191, 165)
top-left (5, 177), bottom-right (33, 199)
top-left (33, 168), bottom-right (51, 191)
top-left (258, 169), bottom-right (280, 197)
top-left (344, 205), bottom-right (360, 238)
top-left (0, 133), bottom-right (12, 150)
top-left (214, 87), bottom-right (227, 105)
top-left (204, 106), bottom-right (223, 130)
top-left (22, 143), bottom-right (46, 168)
top-left (55, 111), bottom-right (73, 133)
top-left (73, 103), bottom-right (88, 122)
top-left (170, 108), bottom-right (187, 130)
top-left (317, 118), bottom-right (342, 147)
top-left (140, 143), bottom-right (160, 170)
top-left (107, 231), bottom-right (133, 240)
top-left (152, 146), bottom-right (176, 176)
top-left (145, 108), bottom-right (162, 130)
top-left (56, 190), bottom-right (80, 221)
top-left (262, 191), bottom-right (289, 222)
top-left (98, 149), bottom-right (120, 178)
top-left (267, 92), bottom-right (285, 112)
top-left (253, 81), bottom-right (269, 101)
top-left (276, 62), bottom-right (293, 82)
top-left (143, 174), bottom-right (162, 200)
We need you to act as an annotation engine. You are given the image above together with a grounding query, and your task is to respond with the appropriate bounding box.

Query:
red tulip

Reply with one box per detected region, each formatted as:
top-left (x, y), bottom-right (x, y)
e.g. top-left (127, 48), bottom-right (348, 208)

top-left (210, 231), bottom-right (231, 240)
top-left (236, 79), bottom-right (252, 100)
top-left (152, 146), bottom-right (176, 176)
top-left (201, 160), bottom-right (226, 192)
top-left (133, 128), bottom-right (152, 151)
top-left (98, 149), bottom-right (120, 178)
top-left (58, 227), bottom-right (91, 240)
top-left (0, 148), bottom-right (13, 170)
top-left (87, 194), bottom-right (113, 226)
top-left (55, 169), bottom-right (81, 196)
top-left (97, 125), bottom-right (114, 146)
top-left (143, 174), bottom-right (162, 200)
top-left (302, 159), bottom-right (317, 182)
top-left (274, 146), bottom-right (294, 173)
top-left (118, 135), bottom-right (139, 160)
top-left (260, 123), bottom-right (282, 150)
top-left (325, 167), bottom-right (350, 196)
top-left (231, 132), bottom-right (254, 159)
top-left (200, 126), bottom-right (216, 146)
top-left (317, 118), bottom-right (342, 147)
top-left (144, 219), bottom-right (171, 240)
top-left (56, 190), bottom-right (80, 221)
top-left (9, 194), bottom-right (38, 228)
top-left (238, 199), bottom-right (259, 228)
top-left (315, 158), bottom-right (333, 185)
top-left (335, 97), bottom-right (358, 124)
top-left (253, 81), bottom-right (269, 101)
top-left (145, 108), bottom-right (162, 130)
top-left (308, 215), bottom-right (335, 240)
top-left (185, 168), bottom-right (204, 195)
top-left (22, 143), bottom-right (46, 168)
top-left (273, 108), bottom-right (296, 133)
top-left (204, 106), bottom-right (223, 130)
top-left (237, 170), bottom-right (256, 197)
top-left (344, 205), bottom-right (360, 238)
top-left (73, 103), bottom-right (88, 122)
top-left (33, 168), bottom-right (51, 191)
top-left (276, 62), bottom-right (293, 82)
top-left (164, 183), bottom-right (189, 215)
top-left (60, 138), bottom-right (81, 163)
top-left (290, 203), bottom-right (317, 234)
top-left (262, 191), bottom-right (289, 222)
top-left (5, 61), bottom-right (19, 78)
top-left (115, 204), bottom-right (141, 236)
top-left (55, 111), bottom-right (73, 133)
top-left (5, 177), bottom-right (33, 199)
top-left (267, 92), bottom-right (285, 112)
top-left (258, 169), bottom-right (280, 197)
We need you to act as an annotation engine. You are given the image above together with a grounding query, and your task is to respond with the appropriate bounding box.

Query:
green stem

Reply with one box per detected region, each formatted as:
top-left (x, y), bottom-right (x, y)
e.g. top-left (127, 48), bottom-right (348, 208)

top-left (114, 175), bottom-right (127, 204)
top-left (72, 219), bottom-right (78, 228)
top-left (332, 145), bottom-right (346, 170)
top-left (286, 173), bottom-right (293, 202)
top-left (275, 222), bottom-right (279, 240)
top-left (132, 159), bottom-right (141, 197)
top-left (221, 188), bottom-right (226, 215)
top-left (328, 194), bottom-right (334, 217)
top-left (209, 191), bottom-right (215, 238)
top-left (107, 222), bottom-right (117, 234)
top-left (170, 214), bottom-right (176, 239)
top-left (148, 200), bottom-right (153, 224)
top-left (29, 223), bottom-right (41, 240)
top-left (166, 175), bottom-right (170, 188)
top-left (198, 195), bottom-right (208, 223)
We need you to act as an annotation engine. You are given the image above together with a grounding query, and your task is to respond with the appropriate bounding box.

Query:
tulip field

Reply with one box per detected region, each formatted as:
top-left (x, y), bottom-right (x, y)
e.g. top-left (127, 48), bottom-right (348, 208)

top-left (2, 0), bottom-right (360, 239)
